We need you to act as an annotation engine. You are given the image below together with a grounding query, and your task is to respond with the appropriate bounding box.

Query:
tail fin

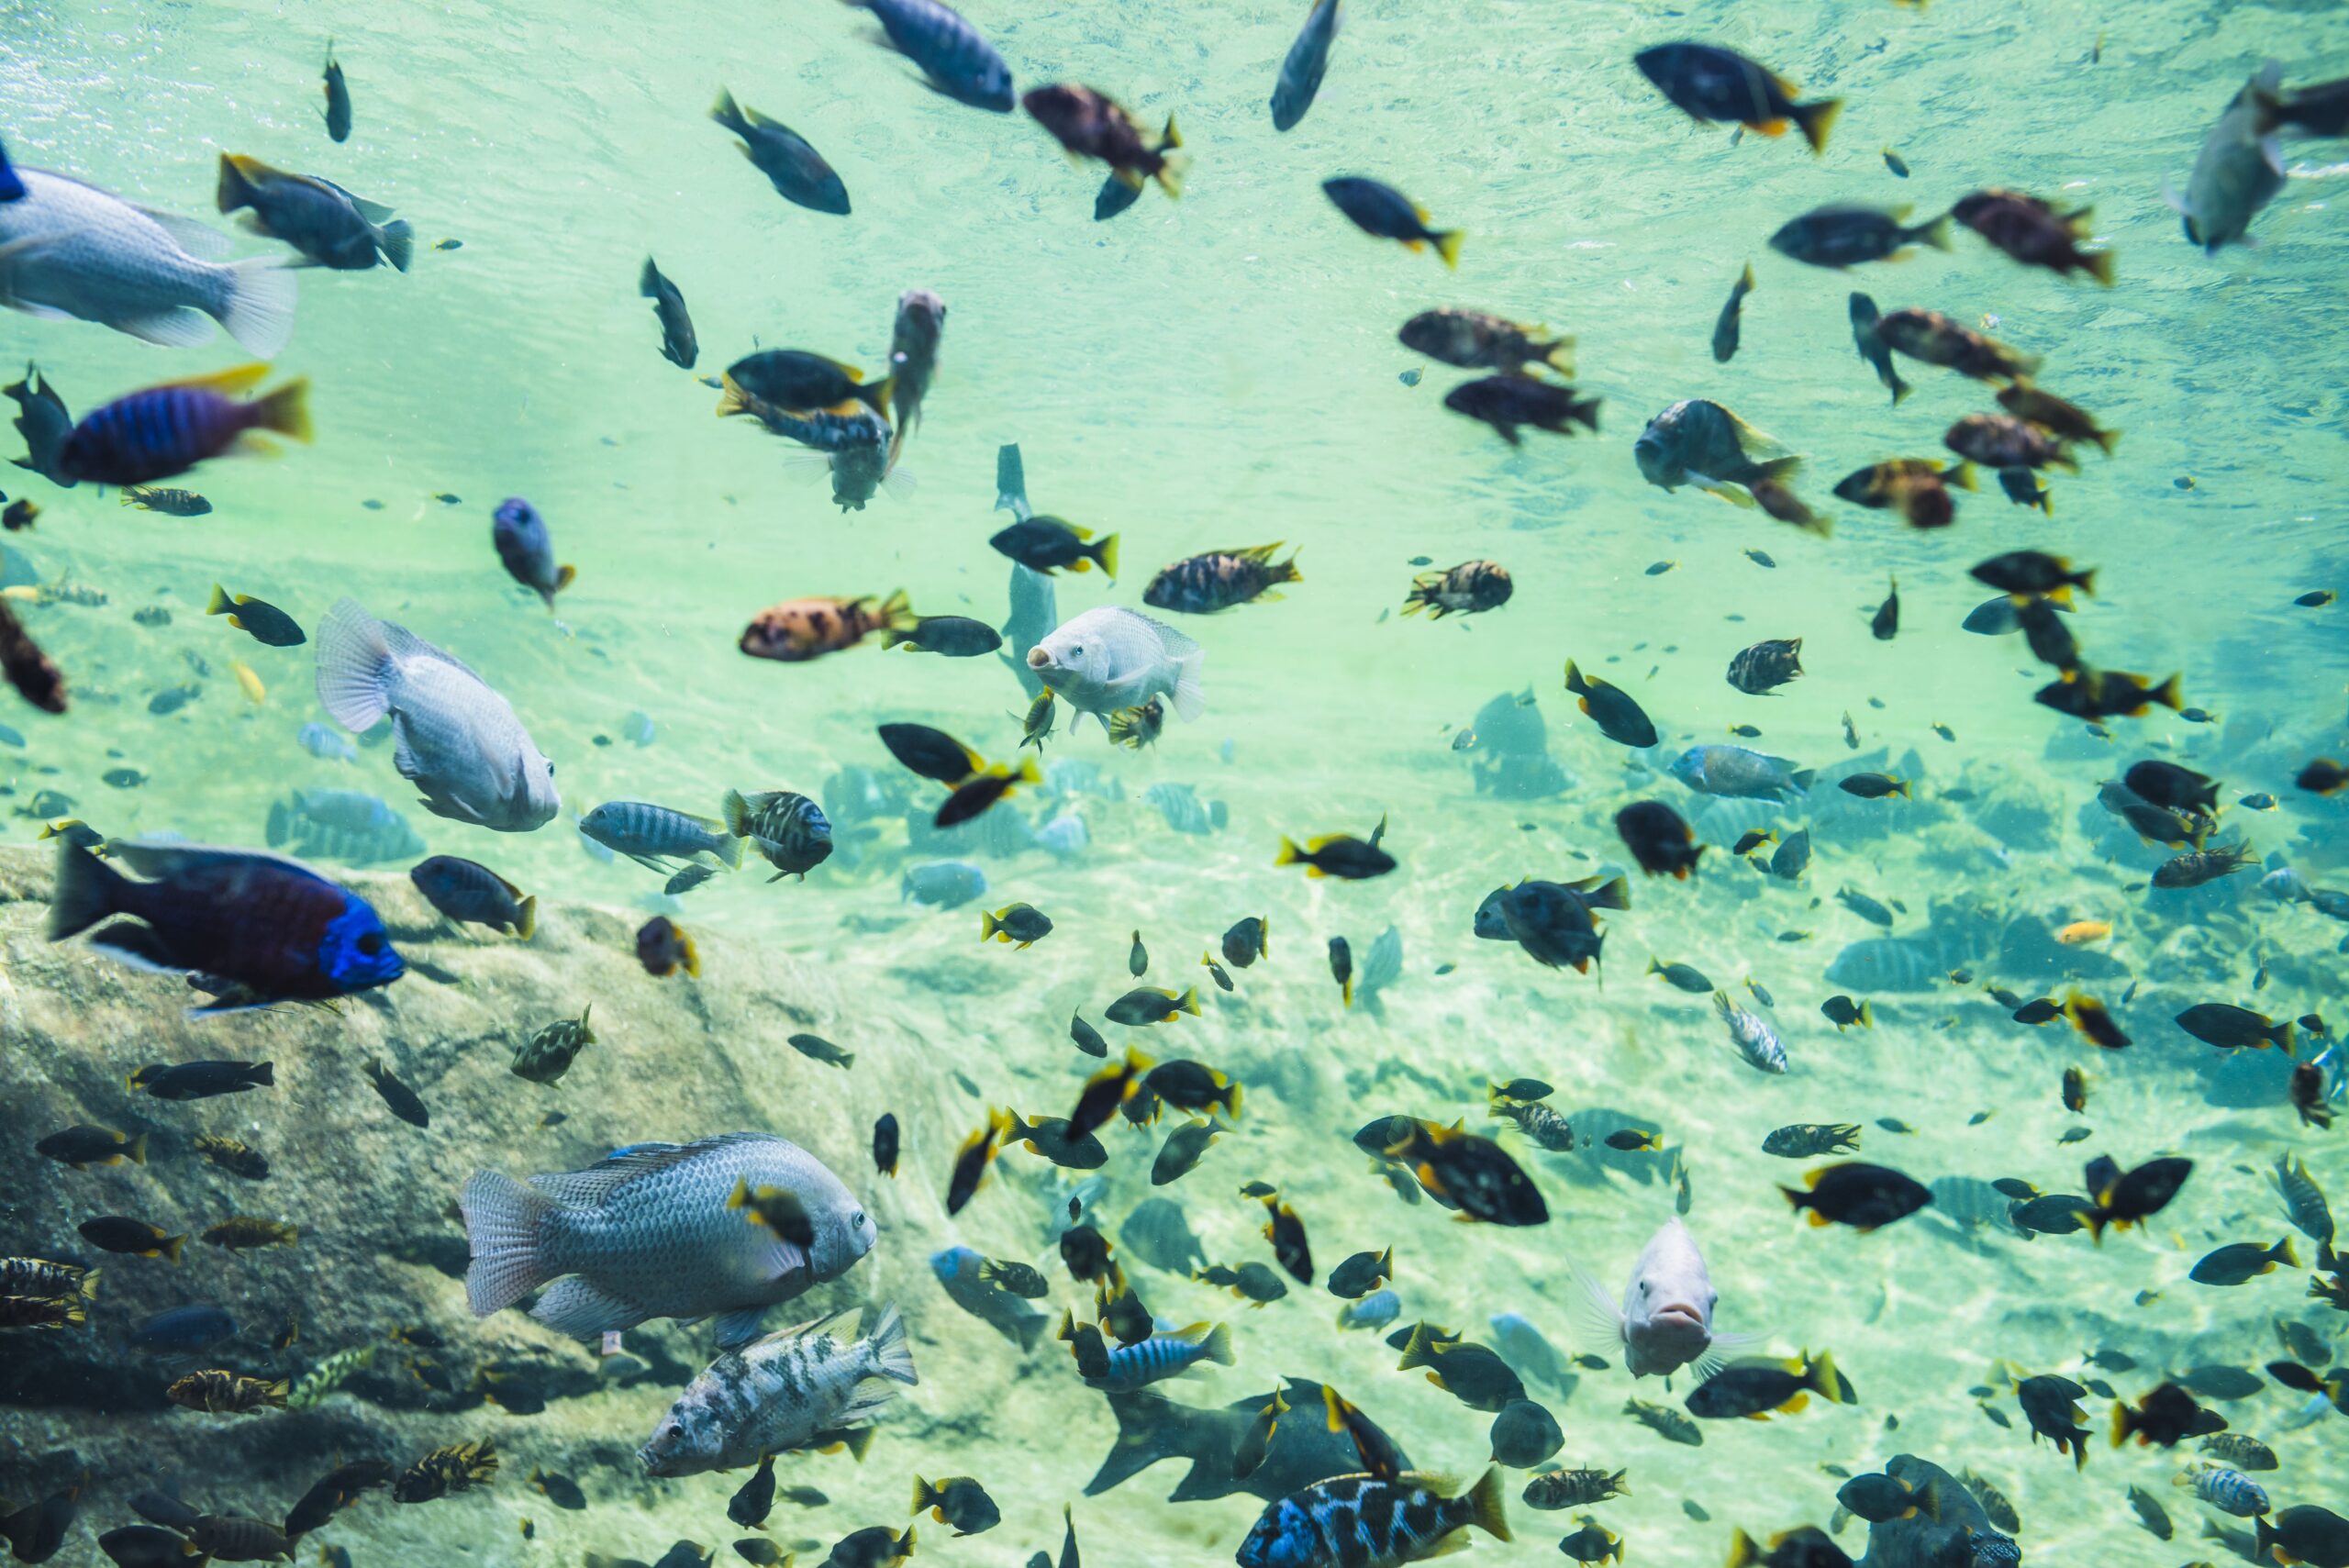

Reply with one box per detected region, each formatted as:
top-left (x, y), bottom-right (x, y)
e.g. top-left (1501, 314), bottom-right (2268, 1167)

top-left (1745, 454), bottom-right (1803, 487)
top-left (1543, 337), bottom-right (1575, 374)
top-left (1793, 96), bottom-right (1842, 154)
top-left (1435, 230), bottom-right (1464, 270)
top-left (1806, 1349), bottom-right (1842, 1403)
top-left (1727, 1529), bottom-right (1763, 1568)
top-left (215, 152), bottom-right (258, 215)
top-left (206, 583), bottom-right (234, 617)
top-left (1155, 120), bottom-right (1188, 198)
top-left (712, 828), bottom-right (744, 870)
top-left (376, 219), bottom-right (414, 273)
top-left (1788, 769), bottom-right (1816, 793)
top-left (982, 909), bottom-right (1004, 941)
top-left (48, 838), bottom-right (128, 940)
top-left (877, 588), bottom-right (918, 638)
top-left (1176, 986), bottom-right (1201, 1017)
top-left (857, 374), bottom-right (895, 423)
top-left (2086, 250), bottom-right (2116, 287)
top-left (515, 895), bottom-right (537, 941)
top-left (1093, 532), bottom-right (1119, 582)
top-left (720, 789), bottom-right (753, 839)
top-left (251, 379), bottom-right (312, 443)
top-left (710, 88), bottom-right (748, 134)
top-left (161, 1232), bottom-right (187, 1263)
top-left (1915, 212), bottom-right (1954, 250)
top-left (912, 1475), bottom-right (937, 1515)
top-left (460, 1169), bottom-right (560, 1316)
top-left (1584, 875), bottom-right (1631, 913)
top-left (126, 1134), bottom-right (149, 1165)
top-left (1947, 462), bottom-right (1980, 492)
top-left (638, 256), bottom-right (663, 298)
top-left (1198, 1321), bottom-right (1235, 1366)
top-left (1463, 1465), bottom-right (1510, 1542)
top-left (2274, 1237), bottom-right (2299, 1269)
top-left (866, 1301), bottom-right (919, 1385)
top-left (1566, 396), bottom-right (1602, 432)
top-left (313, 596), bottom-right (395, 732)
top-left (217, 257), bottom-right (298, 359)
top-left (2148, 674), bottom-right (2183, 712)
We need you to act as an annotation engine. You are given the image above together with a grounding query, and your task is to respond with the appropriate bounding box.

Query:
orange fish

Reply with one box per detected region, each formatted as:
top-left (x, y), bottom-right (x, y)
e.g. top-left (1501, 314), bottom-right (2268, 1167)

top-left (2055, 919), bottom-right (2111, 945)
top-left (738, 589), bottom-right (915, 662)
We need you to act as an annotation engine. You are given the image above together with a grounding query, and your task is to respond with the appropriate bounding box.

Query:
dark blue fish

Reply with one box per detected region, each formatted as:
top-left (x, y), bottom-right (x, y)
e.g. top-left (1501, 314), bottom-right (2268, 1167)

top-left (0, 138), bottom-right (23, 203)
top-left (1321, 176), bottom-right (1462, 266)
top-left (850, 0), bottom-right (1015, 112)
top-left (6, 362), bottom-right (76, 485)
top-left (639, 257), bottom-right (697, 370)
top-left (710, 89), bottom-right (849, 215)
top-left (126, 1304), bottom-right (237, 1354)
top-left (59, 364), bottom-right (309, 486)
top-left (47, 840), bottom-right (404, 1010)
top-left (1271, 0), bottom-right (1341, 130)
top-left (492, 496), bottom-right (573, 608)
top-left (322, 45), bottom-right (352, 142)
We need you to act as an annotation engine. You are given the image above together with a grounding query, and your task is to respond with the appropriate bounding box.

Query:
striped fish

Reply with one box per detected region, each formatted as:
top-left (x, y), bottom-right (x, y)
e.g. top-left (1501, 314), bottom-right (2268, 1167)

top-left (1236, 1468), bottom-right (1509, 1568)
top-left (1082, 1321), bottom-right (1233, 1391)
top-left (578, 799), bottom-right (744, 873)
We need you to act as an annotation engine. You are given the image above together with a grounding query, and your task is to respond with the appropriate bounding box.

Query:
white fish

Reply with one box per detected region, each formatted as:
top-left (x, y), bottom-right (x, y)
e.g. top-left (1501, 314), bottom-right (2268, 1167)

top-left (639, 1303), bottom-right (917, 1477)
top-left (2167, 61), bottom-right (2287, 252)
top-left (462, 1131), bottom-right (878, 1348)
top-left (314, 597), bottom-right (560, 831)
top-left (1713, 988), bottom-right (1788, 1073)
top-left (0, 168), bottom-right (296, 354)
top-left (1574, 1217), bottom-right (1754, 1379)
top-left (1026, 606), bottom-right (1204, 730)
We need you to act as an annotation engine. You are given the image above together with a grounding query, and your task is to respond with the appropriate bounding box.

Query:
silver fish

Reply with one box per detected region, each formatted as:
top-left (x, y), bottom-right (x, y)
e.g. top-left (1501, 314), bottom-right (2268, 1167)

top-left (314, 598), bottom-right (559, 831)
top-left (1029, 606), bottom-right (1205, 728)
top-left (639, 1303), bottom-right (916, 1476)
top-left (2170, 62), bottom-right (2286, 251)
top-left (886, 288), bottom-right (944, 460)
top-left (580, 799), bottom-right (744, 873)
top-left (0, 167), bottom-right (296, 354)
top-left (461, 1131), bottom-right (877, 1347)
top-left (1713, 990), bottom-right (1788, 1073)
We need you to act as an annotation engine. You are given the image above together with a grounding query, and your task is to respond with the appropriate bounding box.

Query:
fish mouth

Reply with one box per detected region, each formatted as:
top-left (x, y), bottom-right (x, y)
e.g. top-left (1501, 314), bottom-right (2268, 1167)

top-left (1651, 1302), bottom-right (1705, 1332)
top-left (1024, 647), bottom-right (1052, 671)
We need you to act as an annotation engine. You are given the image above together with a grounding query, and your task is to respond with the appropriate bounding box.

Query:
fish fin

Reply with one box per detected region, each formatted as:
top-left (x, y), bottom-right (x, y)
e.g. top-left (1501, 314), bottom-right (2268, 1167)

top-left (107, 306), bottom-right (217, 349)
top-left (514, 895), bottom-right (537, 940)
top-left (1569, 1262), bottom-right (1627, 1351)
top-left (1464, 1466), bottom-right (1510, 1542)
top-left (375, 218), bottom-right (414, 272)
top-left (1168, 647), bottom-right (1207, 722)
top-left (217, 256), bottom-right (297, 358)
top-left (348, 193), bottom-right (399, 223)
top-left (251, 378), bottom-right (312, 444)
top-left (1916, 213), bottom-right (1954, 250)
top-left (313, 596), bottom-right (396, 732)
top-left (1435, 230), bottom-right (1464, 270)
top-left (529, 1274), bottom-right (643, 1339)
top-left (1792, 97), bottom-right (1842, 154)
top-left (711, 1306), bottom-right (771, 1349)
top-left (460, 1169), bottom-right (560, 1316)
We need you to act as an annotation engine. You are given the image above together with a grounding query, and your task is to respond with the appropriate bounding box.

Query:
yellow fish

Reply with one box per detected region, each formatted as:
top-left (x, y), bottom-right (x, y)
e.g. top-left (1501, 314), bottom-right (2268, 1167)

top-left (232, 658), bottom-right (266, 705)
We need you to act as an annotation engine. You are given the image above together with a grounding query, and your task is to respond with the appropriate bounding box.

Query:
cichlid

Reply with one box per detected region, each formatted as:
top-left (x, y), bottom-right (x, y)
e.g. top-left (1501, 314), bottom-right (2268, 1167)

top-left (491, 496), bottom-right (575, 608)
top-left (315, 597), bottom-right (560, 831)
top-left (1029, 607), bottom-right (1204, 729)
top-left (581, 799), bottom-right (744, 873)
top-left (462, 1131), bottom-right (876, 1347)
top-left (1577, 1217), bottom-right (1735, 1379)
top-left (639, 256), bottom-right (697, 369)
top-left (1272, 0), bottom-right (1341, 130)
top-left (215, 154), bottom-right (410, 271)
top-left (639, 1303), bottom-right (917, 1475)
top-left (850, 0), bottom-right (1014, 111)
top-left (409, 854), bottom-right (536, 937)
top-left (710, 89), bottom-right (849, 214)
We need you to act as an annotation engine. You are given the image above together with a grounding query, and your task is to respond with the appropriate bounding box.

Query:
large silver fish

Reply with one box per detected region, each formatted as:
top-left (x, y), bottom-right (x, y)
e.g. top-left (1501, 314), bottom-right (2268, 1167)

top-left (1574, 1217), bottom-right (1753, 1379)
top-left (2169, 61), bottom-right (2286, 252)
top-left (1028, 606), bottom-right (1205, 728)
top-left (639, 1303), bottom-right (917, 1476)
top-left (0, 167), bottom-right (296, 354)
top-left (314, 597), bottom-right (559, 831)
top-left (461, 1131), bottom-right (876, 1347)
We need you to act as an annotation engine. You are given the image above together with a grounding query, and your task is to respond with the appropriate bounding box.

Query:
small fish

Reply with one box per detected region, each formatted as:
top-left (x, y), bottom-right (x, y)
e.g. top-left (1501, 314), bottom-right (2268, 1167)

top-left (201, 1215), bottom-right (297, 1251)
top-left (849, 0), bottom-right (1014, 111)
top-left (1443, 378), bottom-right (1600, 445)
top-left (639, 257), bottom-right (698, 370)
top-left (363, 1057), bottom-right (429, 1129)
top-left (1024, 83), bottom-right (1186, 196)
top-left (1398, 309), bottom-right (1573, 376)
top-left (1782, 1162), bottom-right (1932, 1230)
top-left (1320, 176), bottom-right (1462, 267)
top-left (36, 1123), bottom-right (148, 1168)
top-left (911, 1474), bottom-right (1000, 1537)
top-left (709, 88), bottom-right (850, 214)
top-left (1882, 148), bottom-right (1909, 177)
top-left (1276, 832), bottom-right (1396, 880)
top-left (1271, 0), bottom-right (1341, 130)
top-left (1634, 43), bottom-right (1841, 151)
top-left (1711, 261), bottom-right (1754, 363)
top-left (322, 44), bottom-right (352, 140)
top-left (787, 1033), bottom-right (855, 1069)
top-left (216, 154), bottom-right (409, 272)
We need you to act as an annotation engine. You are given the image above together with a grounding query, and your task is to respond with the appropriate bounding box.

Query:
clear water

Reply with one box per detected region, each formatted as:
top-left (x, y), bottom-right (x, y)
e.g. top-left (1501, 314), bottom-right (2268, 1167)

top-left (3, 0), bottom-right (2347, 1563)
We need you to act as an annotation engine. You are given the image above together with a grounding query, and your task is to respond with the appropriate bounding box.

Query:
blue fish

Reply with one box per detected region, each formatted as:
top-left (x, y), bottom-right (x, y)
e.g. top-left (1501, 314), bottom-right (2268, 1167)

top-left (295, 721), bottom-right (357, 762)
top-left (491, 496), bottom-right (573, 608)
top-left (47, 840), bottom-right (403, 1010)
top-left (124, 1304), bottom-right (236, 1355)
top-left (1339, 1289), bottom-right (1401, 1331)
top-left (930, 1246), bottom-right (1049, 1351)
top-left (0, 720), bottom-right (23, 749)
top-left (0, 138), bottom-right (23, 203)
top-left (850, 0), bottom-right (1015, 112)
top-left (902, 860), bottom-right (986, 908)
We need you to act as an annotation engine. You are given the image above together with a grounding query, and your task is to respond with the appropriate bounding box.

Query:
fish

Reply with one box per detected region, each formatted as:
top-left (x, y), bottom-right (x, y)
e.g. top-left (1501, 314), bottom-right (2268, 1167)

top-left (930, 1247), bottom-right (1049, 1351)
top-left (1381, 1119), bottom-right (1546, 1225)
top-left (130, 1057), bottom-right (274, 1099)
top-left (1711, 261), bottom-right (1753, 362)
top-left (1575, 1216), bottom-right (1737, 1380)
top-left (639, 256), bottom-right (697, 369)
top-left (2188, 1237), bottom-right (2297, 1285)
top-left (492, 496), bottom-right (575, 608)
top-left (315, 597), bottom-right (559, 829)
top-left (1783, 1162), bottom-right (1933, 1230)
top-left (1272, 0), bottom-right (1341, 130)
top-left (1770, 204), bottom-right (1952, 268)
top-left (1873, 307), bottom-right (2039, 382)
top-left (581, 801), bottom-right (745, 873)
top-left (0, 165), bottom-right (297, 353)
top-left (1634, 399), bottom-right (1800, 500)
top-left (322, 43), bottom-right (352, 139)
top-left (201, 1214), bottom-right (297, 1251)
top-left (1442, 377), bottom-right (1599, 444)
top-left (981, 903), bottom-right (1054, 949)
top-left (911, 1475), bottom-right (1000, 1537)
top-left (1143, 544), bottom-right (1301, 614)
top-left (1233, 1466), bottom-right (1508, 1568)
top-left (709, 89), bottom-right (850, 214)
top-left (2175, 1003), bottom-right (2293, 1051)
top-left (1847, 294), bottom-right (1912, 405)
top-left (462, 1131), bottom-right (877, 1347)
top-left (1726, 639), bottom-right (1802, 695)
top-left (1615, 800), bottom-right (1703, 879)
top-left (640, 1303), bottom-right (917, 1476)
top-left (392, 1440), bottom-right (498, 1504)
top-left (193, 1134), bottom-right (266, 1180)
top-left (205, 584), bottom-right (304, 646)
top-left (1633, 43), bottom-right (1840, 151)
top-left (1687, 1351), bottom-right (1842, 1418)
top-left (885, 286), bottom-right (946, 458)
top-left (35, 1124), bottom-right (146, 1168)
top-left (1024, 84), bottom-right (1186, 195)
top-left (1713, 988), bottom-right (1788, 1072)
top-left (851, 0), bottom-right (1013, 110)
top-left (6, 362), bottom-right (75, 484)
top-left (1563, 661), bottom-right (1658, 747)
top-left (1320, 177), bottom-right (1461, 267)
top-left (215, 154), bottom-right (410, 271)
top-left (57, 364), bottom-right (309, 485)
top-left (2170, 62), bottom-right (2287, 250)
top-left (1085, 1320), bottom-right (1237, 1391)
top-left (410, 854), bottom-right (536, 936)
top-left (1029, 607), bottom-right (1203, 728)
top-left (50, 840), bottom-right (402, 1009)
top-left (2078, 1153), bottom-right (2193, 1241)
top-left (1946, 412), bottom-right (2076, 473)
top-left (78, 1216), bottom-right (186, 1260)
top-left (1398, 309), bottom-right (1571, 376)
top-left (902, 860), bottom-right (986, 908)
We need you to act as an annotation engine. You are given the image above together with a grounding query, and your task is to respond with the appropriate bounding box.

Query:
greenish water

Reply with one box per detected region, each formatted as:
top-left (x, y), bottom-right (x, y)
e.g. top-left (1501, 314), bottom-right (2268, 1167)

top-left (3, 0), bottom-right (2348, 1564)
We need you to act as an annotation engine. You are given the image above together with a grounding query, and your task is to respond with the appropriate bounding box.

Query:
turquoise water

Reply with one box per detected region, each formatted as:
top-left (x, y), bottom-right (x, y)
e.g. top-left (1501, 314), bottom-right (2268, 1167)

top-left (3, 0), bottom-right (2348, 1564)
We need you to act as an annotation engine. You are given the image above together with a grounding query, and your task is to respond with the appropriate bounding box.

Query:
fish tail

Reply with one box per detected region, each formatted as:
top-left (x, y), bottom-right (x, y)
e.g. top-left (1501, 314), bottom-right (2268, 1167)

top-left (1807, 1348), bottom-right (1842, 1403)
top-left (638, 256), bottom-right (664, 298)
top-left (1792, 96), bottom-right (1842, 154)
top-left (877, 587), bottom-right (918, 637)
top-left (205, 582), bottom-right (235, 616)
top-left (1916, 211), bottom-right (1954, 250)
top-left (125, 1133), bottom-right (148, 1166)
top-left (162, 1232), bottom-right (187, 1263)
top-left (458, 1168), bottom-right (560, 1316)
top-left (712, 828), bottom-right (744, 869)
top-left (2148, 673), bottom-right (2184, 712)
top-left (47, 837), bottom-right (129, 940)
top-left (1176, 985), bottom-right (1201, 1017)
top-left (859, 373), bottom-right (895, 424)
top-left (217, 256), bottom-right (298, 359)
top-left (911, 1474), bottom-right (936, 1514)
top-left (868, 1300), bottom-right (919, 1385)
top-left (1198, 1320), bottom-right (1235, 1365)
top-left (252, 379), bottom-right (313, 444)
top-left (1434, 230), bottom-right (1464, 270)
top-left (2086, 249), bottom-right (2116, 287)
top-left (1464, 1465), bottom-right (1510, 1542)
top-left (215, 151), bottom-right (259, 215)
top-left (1089, 531), bottom-right (1119, 582)
top-left (1727, 1529), bottom-right (1764, 1568)
top-left (1745, 455), bottom-right (1803, 487)
top-left (313, 597), bottom-right (396, 732)
top-left (710, 87), bottom-right (748, 134)
top-left (373, 217), bottom-right (414, 274)
top-left (515, 895), bottom-right (537, 941)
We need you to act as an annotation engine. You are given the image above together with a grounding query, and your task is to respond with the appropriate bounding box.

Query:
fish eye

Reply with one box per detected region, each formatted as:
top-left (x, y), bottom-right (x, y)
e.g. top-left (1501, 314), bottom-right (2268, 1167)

top-left (357, 932), bottom-right (384, 955)
top-left (852, 1211), bottom-right (866, 1229)
top-left (665, 1423), bottom-right (683, 1440)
